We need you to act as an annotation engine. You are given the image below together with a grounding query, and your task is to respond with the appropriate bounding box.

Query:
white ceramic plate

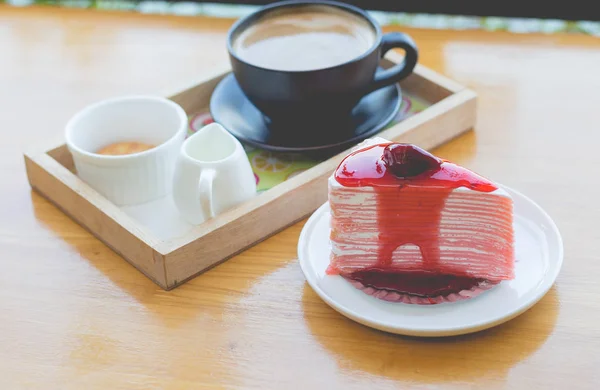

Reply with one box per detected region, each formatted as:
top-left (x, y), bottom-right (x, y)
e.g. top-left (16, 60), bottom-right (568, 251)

top-left (298, 186), bottom-right (563, 337)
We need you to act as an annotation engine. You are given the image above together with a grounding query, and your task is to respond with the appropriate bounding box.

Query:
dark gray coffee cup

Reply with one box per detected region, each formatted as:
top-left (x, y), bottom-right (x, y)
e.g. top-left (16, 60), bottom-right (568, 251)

top-left (226, 0), bottom-right (418, 128)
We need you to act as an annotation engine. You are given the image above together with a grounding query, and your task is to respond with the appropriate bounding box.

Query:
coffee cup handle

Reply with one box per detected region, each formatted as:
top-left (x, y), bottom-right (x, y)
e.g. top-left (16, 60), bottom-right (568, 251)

top-left (366, 32), bottom-right (418, 94)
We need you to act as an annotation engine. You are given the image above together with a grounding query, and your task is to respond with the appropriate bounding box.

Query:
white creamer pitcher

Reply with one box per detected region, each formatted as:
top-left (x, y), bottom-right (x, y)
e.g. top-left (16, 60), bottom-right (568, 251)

top-left (172, 123), bottom-right (257, 225)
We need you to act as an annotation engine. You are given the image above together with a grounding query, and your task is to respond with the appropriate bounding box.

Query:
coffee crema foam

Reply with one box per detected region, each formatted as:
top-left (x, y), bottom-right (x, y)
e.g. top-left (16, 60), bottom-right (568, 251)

top-left (233, 6), bottom-right (376, 71)
top-left (96, 142), bottom-right (156, 156)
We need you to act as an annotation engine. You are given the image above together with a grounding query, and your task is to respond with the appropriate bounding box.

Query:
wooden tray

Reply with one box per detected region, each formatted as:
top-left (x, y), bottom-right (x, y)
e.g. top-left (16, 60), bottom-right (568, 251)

top-left (23, 52), bottom-right (477, 290)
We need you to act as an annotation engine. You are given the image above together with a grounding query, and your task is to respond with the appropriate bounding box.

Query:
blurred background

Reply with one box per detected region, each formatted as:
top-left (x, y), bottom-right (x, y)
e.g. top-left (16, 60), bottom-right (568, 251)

top-left (3, 0), bottom-right (600, 35)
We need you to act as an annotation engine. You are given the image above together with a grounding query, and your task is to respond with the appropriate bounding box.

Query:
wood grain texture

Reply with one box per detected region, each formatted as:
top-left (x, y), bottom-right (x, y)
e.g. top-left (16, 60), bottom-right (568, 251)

top-left (1, 4), bottom-right (599, 389)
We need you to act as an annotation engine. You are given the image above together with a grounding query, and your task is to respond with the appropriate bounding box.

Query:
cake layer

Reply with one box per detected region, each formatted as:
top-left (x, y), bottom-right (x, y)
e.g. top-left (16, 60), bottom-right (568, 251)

top-left (328, 177), bottom-right (515, 281)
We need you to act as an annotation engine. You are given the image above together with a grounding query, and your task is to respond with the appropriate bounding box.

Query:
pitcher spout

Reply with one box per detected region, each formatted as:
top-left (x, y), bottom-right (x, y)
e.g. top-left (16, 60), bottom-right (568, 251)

top-left (184, 123), bottom-right (238, 163)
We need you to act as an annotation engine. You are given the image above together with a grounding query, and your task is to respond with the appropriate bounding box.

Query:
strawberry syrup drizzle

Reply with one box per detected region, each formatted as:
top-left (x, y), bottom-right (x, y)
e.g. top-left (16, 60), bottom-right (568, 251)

top-left (334, 143), bottom-right (498, 297)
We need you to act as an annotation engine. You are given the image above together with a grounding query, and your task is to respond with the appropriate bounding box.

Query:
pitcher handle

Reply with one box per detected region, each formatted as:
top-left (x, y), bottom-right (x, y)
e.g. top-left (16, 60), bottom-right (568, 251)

top-left (198, 169), bottom-right (216, 220)
top-left (172, 155), bottom-right (216, 225)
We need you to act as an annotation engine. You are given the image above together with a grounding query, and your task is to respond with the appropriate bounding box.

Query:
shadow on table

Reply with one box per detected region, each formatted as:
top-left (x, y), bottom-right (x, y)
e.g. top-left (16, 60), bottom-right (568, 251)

top-left (30, 189), bottom-right (303, 328)
top-left (302, 283), bottom-right (559, 386)
top-left (29, 191), bottom-right (188, 313)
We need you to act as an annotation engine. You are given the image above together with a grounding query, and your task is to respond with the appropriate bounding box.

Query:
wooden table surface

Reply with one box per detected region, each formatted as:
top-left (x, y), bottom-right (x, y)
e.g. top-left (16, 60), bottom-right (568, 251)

top-left (2, 5), bottom-right (599, 389)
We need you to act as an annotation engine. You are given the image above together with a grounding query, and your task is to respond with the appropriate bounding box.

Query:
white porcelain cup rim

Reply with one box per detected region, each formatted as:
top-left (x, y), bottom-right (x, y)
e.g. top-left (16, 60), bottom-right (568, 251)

top-left (64, 94), bottom-right (188, 206)
top-left (65, 95), bottom-right (188, 161)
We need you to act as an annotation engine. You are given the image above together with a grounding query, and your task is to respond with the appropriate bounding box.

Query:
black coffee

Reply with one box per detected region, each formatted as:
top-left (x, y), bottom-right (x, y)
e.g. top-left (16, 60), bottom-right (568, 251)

top-left (232, 5), bottom-right (376, 72)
